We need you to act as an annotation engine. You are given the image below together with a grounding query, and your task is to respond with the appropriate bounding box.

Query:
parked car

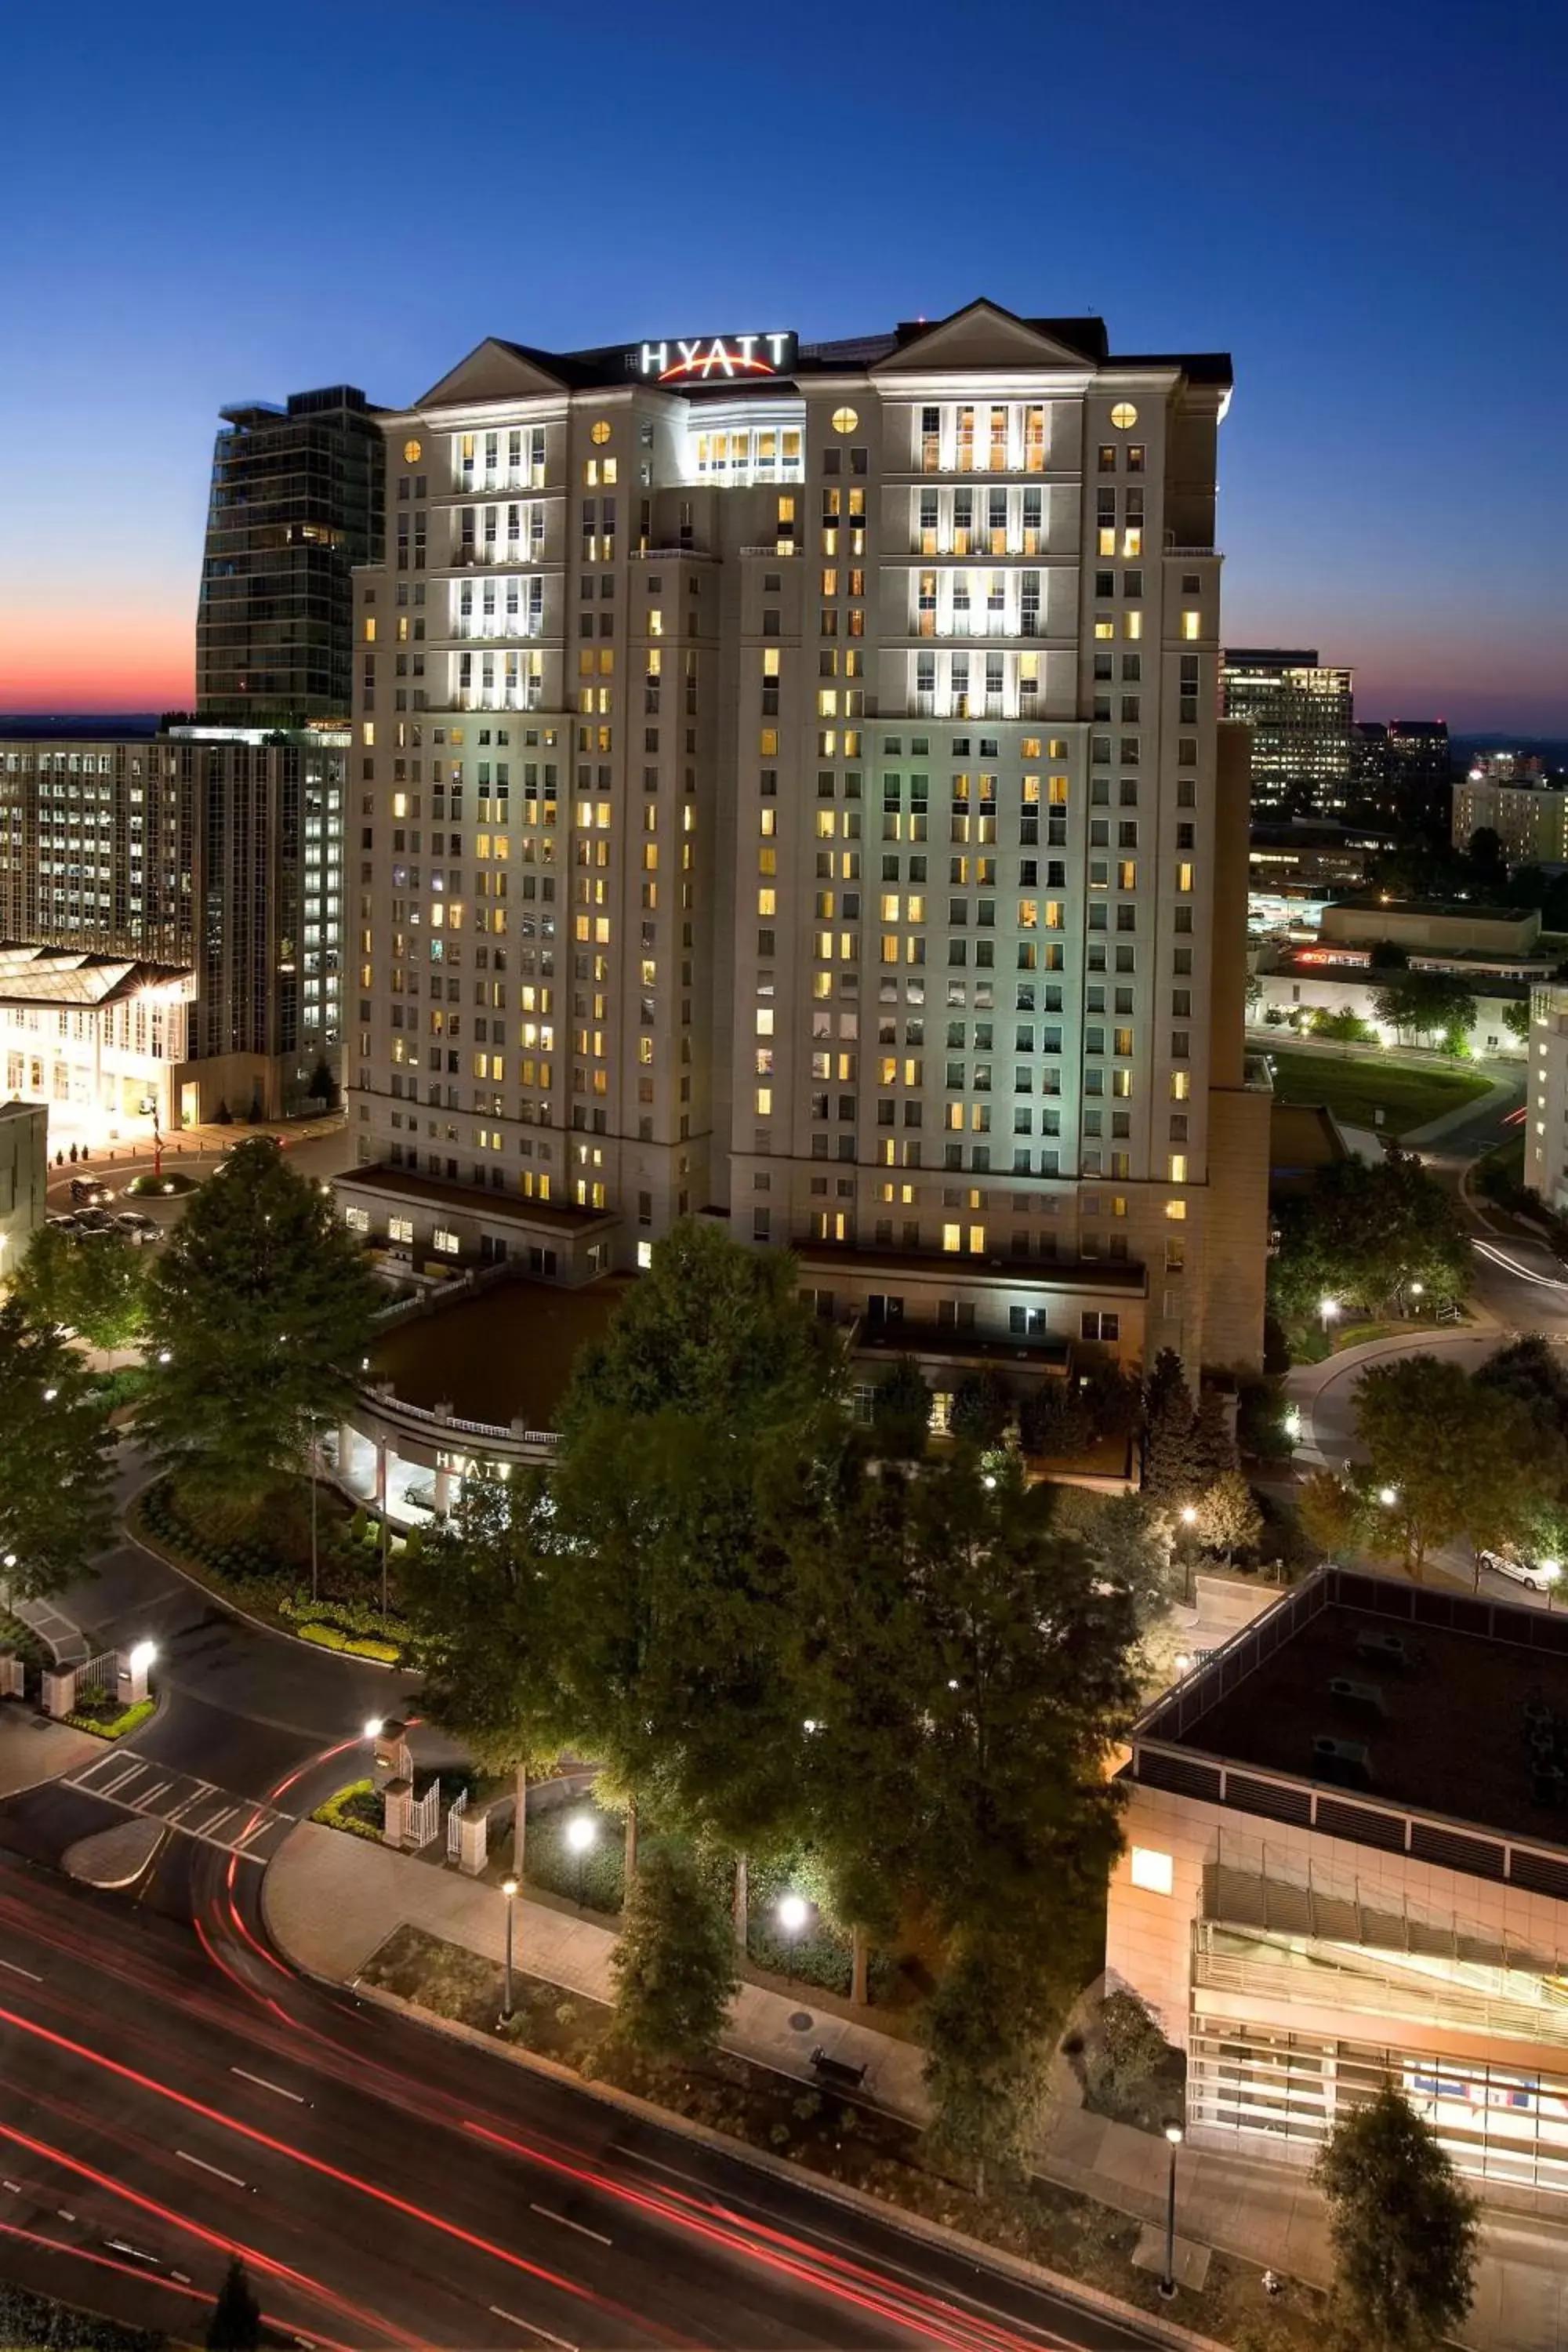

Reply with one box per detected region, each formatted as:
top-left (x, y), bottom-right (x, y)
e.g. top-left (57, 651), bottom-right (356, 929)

top-left (1479, 1548), bottom-right (1560, 1595)
top-left (68, 1178), bottom-right (112, 1205)
top-left (70, 1207), bottom-right (116, 1232)
top-left (113, 1210), bottom-right (160, 1240)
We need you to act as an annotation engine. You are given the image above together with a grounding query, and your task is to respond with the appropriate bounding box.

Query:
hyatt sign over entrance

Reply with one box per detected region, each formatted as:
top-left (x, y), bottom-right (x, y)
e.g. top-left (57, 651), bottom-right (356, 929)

top-left (633, 333), bottom-right (797, 383)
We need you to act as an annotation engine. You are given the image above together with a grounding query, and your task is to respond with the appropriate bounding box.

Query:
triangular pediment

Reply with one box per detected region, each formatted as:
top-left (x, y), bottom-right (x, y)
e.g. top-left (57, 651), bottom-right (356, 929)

top-left (416, 338), bottom-right (569, 409)
top-left (873, 300), bottom-right (1097, 376)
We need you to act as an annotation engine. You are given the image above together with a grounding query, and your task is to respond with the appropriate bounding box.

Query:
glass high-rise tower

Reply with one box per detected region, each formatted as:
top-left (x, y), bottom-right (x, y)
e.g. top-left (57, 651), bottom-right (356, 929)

top-left (196, 386), bottom-right (384, 725)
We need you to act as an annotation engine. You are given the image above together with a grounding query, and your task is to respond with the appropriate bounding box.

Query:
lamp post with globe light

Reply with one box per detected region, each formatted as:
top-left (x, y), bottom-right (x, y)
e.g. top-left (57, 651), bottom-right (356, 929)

top-left (566, 1812), bottom-right (597, 1911)
top-left (1160, 2122), bottom-right (1184, 2297)
top-left (1319, 1296), bottom-right (1338, 1338)
top-left (777, 1892), bottom-right (808, 1984)
top-left (500, 1876), bottom-right (519, 2023)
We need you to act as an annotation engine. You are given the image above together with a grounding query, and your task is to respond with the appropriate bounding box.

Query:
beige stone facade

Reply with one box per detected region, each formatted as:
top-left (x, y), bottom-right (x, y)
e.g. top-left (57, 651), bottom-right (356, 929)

top-left (344, 301), bottom-right (1265, 1374)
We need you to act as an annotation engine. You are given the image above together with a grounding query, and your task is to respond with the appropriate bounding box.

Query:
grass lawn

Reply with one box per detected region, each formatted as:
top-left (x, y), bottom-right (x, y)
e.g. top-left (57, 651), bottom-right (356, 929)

top-left (1266, 1048), bottom-right (1492, 1138)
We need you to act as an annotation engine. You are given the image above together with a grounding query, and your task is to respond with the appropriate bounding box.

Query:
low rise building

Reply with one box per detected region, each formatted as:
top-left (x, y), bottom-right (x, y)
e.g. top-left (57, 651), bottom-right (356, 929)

top-left (1254, 953), bottom-right (1528, 1058)
top-left (1319, 899), bottom-right (1541, 964)
top-left (1109, 1566), bottom-right (1568, 2200)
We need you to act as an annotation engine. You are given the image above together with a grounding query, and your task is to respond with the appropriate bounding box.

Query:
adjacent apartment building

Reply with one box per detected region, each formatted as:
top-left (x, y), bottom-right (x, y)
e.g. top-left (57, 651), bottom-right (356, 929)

top-left (339, 301), bottom-right (1269, 1375)
top-left (1221, 648), bottom-right (1354, 817)
top-left (1453, 775), bottom-right (1568, 869)
top-left (0, 723), bottom-right (346, 1130)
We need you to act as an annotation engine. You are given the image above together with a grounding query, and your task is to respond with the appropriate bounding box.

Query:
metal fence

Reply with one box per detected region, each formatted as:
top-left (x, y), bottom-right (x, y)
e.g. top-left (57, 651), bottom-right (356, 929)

top-left (445, 1787), bottom-right (468, 1864)
top-left (407, 1780), bottom-right (441, 1851)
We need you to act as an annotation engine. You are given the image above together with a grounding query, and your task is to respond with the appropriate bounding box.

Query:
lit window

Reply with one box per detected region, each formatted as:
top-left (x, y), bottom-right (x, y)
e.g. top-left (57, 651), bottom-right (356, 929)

top-left (590, 420), bottom-right (612, 445)
top-left (388, 1216), bottom-right (414, 1245)
top-left (363, 616), bottom-right (376, 643)
top-left (637, 1240), bottom-right (653, 1270)
top-left (402, 438), bottom-right (422, 464)
top-left (433, 1228), bottom-right (460, 1257)
top-left (1109, 403), bottom-right (1138, 430)
top-left (1130, 1847), bottom-right (1174, 1895)
top-left (1181, 610), bottom-right (1201, 641)
top-left (830, 407), bottom-right (858, 435)
top-left (1168, 1153), bottom-right (1189, 1184)
top-left (1170, 1072), bottom-right (1191, 1102)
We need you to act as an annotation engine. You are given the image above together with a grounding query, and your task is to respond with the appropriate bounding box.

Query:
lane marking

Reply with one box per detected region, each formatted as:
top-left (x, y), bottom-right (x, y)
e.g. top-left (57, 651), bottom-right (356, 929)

top-left (0, 1959), bottom-right (42, 1984)
top-left (488, 2308), bottom-right (577, 2350)
top-left (166, 1784), bottom-right (217, 1823)
top-left (136, 1781), bottom-right (175, 1809)
top-left (175, 2151), bottom-right (252, 2193)
top-left (528, 2204), bottom-right (611, 2248)
top-left (105, 2238), bottom-right (162, 2265)
top-left (230, 2067), bottom-right (305, 2105)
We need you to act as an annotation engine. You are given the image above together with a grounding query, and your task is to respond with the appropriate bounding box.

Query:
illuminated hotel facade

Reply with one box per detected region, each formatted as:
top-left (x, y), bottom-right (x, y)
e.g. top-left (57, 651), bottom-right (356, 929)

top-left (339, 302), bottom-right (1269, 1377)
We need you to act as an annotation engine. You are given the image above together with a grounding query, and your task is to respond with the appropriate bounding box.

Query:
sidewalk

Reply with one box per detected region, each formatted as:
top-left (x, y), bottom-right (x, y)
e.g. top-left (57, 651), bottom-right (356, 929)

top-left (263, 1823), bottom-right (1568, 2349)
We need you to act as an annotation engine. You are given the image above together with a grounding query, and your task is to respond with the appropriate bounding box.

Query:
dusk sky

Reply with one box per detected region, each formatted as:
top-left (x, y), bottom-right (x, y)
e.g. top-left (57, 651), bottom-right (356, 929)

top-left (3, 0), bottom-right (1563, 731)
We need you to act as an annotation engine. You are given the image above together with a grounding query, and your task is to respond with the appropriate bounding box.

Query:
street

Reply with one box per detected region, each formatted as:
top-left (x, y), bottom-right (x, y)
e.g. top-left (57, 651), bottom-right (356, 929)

top-left (0, 1439), bottom-right (1172, 2352)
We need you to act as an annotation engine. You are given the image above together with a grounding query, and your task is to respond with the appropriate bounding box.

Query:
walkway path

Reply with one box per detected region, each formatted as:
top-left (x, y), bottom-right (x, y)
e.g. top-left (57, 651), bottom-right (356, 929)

top-left (263, 1823), bottom-right (1568, 2350)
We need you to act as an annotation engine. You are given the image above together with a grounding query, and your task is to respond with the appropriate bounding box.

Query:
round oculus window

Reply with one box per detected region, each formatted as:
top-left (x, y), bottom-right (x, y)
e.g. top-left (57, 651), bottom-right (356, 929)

top-left (1109, 403), bottom-right (1138, 430)
top-left (402, 437), bottom-right (423, 463)
top-left (830, 407), bottom-right (858, 435)
top-left (590, 420), bottom-right (612, 445)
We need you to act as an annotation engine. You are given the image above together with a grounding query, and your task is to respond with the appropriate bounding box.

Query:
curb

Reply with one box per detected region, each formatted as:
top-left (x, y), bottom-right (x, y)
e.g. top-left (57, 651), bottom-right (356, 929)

top-left (121, 1480), bottom-right (406, 1672)
top-left (345, 1975), bottom-right (1229, 2352)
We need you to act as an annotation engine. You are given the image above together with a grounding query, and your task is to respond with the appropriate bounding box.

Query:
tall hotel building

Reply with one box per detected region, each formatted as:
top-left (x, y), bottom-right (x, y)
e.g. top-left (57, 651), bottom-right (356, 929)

top-left (340, 302), bottom-right (1269, 1374)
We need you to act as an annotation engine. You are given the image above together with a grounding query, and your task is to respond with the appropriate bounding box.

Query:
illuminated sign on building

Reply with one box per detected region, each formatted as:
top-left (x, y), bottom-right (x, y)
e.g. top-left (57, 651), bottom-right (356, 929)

top-left (633, 333), bottom-right (797, 384)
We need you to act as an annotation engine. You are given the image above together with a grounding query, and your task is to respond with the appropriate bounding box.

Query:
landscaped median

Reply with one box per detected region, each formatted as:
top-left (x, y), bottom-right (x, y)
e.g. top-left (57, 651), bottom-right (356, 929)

top-left (63, 1695), bottom-right (155, 1741)
top-left (311, 1779), bottom-right (383, 1841)
top-left (129, 1473), bottom-right (409, 1664)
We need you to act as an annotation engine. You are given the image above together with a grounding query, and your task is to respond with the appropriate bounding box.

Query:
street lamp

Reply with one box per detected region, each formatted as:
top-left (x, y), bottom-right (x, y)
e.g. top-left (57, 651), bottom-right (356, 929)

top-left (1160, 2122), bottom-right (1185, 2299)
top-left (777, 1891), bottom-right (809, 1983)
top-left (500, 1876), bottom-right (519, 2023)
top-left (1179, 1504), bottom-right (1197, 1526)
top-left (1319, 1297), bottom-right (1338, 1337)
top-left (1378, 1486), bottom-right (1399, 1508)
top-left (128, 1640), bottom-right (156, 1678)
top-left (565, 1812), bottom-right (597, 1910)
top-left (363, 1715), bottom-right (383, 1743)
top-left (1542, 1561), bottom-right (1561, 1613)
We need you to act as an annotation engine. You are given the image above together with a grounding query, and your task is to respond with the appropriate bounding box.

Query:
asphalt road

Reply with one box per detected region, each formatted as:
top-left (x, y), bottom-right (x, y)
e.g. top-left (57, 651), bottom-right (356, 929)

top-left (0, 1835), bottom-right (1171, 2351)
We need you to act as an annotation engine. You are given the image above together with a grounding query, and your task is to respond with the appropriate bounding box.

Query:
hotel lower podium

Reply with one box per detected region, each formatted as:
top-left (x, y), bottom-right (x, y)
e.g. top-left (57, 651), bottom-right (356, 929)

top-left (1109, 1567), bottom-right (1568, 2201)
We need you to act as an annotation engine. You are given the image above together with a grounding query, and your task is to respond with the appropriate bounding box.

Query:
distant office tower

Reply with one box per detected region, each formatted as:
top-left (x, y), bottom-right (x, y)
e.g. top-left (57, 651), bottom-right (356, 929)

top-left (1221, 649), bottom-right (1353, 816)
top-left (1385, 719), bottom-right (1450, 831)
top-left (1453, 776), bottom-right (1568, 868)
top-left (0, 724), bottom-right (345, 1129)
top-left (337, 300), bottom-right (1269, 1377)
top-left (196, 387), bottom-right (384, 725)
top-left (1350, 720), bottom-right (1391, 807)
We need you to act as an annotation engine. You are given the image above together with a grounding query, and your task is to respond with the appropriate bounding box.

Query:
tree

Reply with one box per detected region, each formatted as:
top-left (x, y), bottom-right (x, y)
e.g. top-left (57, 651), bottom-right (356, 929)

top-left (1296, 1468), bottom-right (1369, 1564)
top-left (608, 1843), bottom-right (739, 2064)
top-left (0, 1298), bottom-right (115, 1602)
top-left (1367, 940), bottom-right (1410, 971)
top-left (1271, 1151), bottom-right (1471, 1324)
top-left (1353, 1354), bottom-right (1558, 1578)
top-left (1018, 1377), bottom-right (1091, 1460)
top-left (307, 1059), bottom-right (339, 1106)
top-left (206, 2253), bottom-right (263, 2350)
top-left (1075, 1489), bottom-right (1175, 1632)
top-left (1143, 1377), bottom-right (1203, 1507)
top-left (948, 1367), bottom-right (1011, 1449)
top-left (136, 1139), bottom-right (379, 1515)
top-left (1503, 997), bottom-right (1531, 1045)
top-left (398, 1473), bottom-right (573, 1871)
top-left (1371, 969), bottom-right (1476, 1048)
top-left (1308, 1005), bottom-right (1377, 1045)
top-left (924, 1932), bottom-right (1055, 2198)
top-left (870, 1354), bottom-right (931, 1458)
top-left (13, 1225), bottom-right (150, 1352)
top-left (1194, 1469), bottom-right (1263, 1565)
top-left (1312, 2085), bottom-right (1478, 2350)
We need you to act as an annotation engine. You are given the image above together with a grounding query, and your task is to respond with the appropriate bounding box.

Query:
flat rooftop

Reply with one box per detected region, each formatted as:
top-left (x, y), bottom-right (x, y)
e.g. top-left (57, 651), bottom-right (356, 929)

top-left (1150, 1573), bottom-right (1568, 1849)
top-left (369, 1273), bottom-right (633, 1428)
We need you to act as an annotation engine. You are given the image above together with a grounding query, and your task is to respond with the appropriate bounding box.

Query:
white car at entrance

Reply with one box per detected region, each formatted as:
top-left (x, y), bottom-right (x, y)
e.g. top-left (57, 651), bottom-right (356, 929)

top-left (1479, 1549), bottom-right (1561, 1595)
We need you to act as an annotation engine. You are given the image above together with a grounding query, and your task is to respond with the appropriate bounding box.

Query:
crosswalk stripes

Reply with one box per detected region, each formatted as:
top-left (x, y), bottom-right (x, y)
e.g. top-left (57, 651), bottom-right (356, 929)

top-left (64, 1750), bottom-right (294, 1861)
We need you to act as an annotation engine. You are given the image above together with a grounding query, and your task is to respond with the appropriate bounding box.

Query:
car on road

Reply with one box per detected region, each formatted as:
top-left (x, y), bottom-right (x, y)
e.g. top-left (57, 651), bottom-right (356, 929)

top-left (69, 1207), bottom-right (117, 1233)
top-left (112, 1210), bottom-right (160, 1240)
top-left (1479, 1548), bottom-right (1560, 1595)
top-left (68, 1177), bottom-right (113, 1205)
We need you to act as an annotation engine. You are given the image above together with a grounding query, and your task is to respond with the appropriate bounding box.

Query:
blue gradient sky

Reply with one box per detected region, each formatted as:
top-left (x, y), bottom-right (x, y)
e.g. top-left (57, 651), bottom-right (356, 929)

top-left (2, 0), bottom-right (1563, 729)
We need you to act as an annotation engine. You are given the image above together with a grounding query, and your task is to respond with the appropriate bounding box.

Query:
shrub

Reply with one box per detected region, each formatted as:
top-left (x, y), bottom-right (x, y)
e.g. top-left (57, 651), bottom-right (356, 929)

top-left (1098, 1990), bottom-right (1173, 2091)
